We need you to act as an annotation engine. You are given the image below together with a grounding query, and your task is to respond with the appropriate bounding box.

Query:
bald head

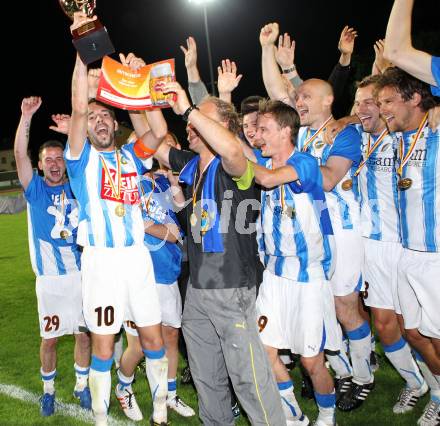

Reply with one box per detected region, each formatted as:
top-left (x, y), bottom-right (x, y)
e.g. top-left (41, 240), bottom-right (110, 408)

top-left (301, 79), bottom-right (334, 97)
top-left (295, 79), bottom-right (334, 128)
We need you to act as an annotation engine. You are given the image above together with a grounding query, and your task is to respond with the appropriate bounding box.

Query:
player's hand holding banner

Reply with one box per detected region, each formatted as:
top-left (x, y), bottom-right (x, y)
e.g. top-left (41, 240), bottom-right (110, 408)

top-left (59, 0), bottom-right (115, 65)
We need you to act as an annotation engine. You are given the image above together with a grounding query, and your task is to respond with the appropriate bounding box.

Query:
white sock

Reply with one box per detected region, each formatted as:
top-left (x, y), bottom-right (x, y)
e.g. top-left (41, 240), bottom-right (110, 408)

top-left (414, 356), bottom-right (440, 400)
top-left (89, 356), bottom-right (113, 419)
top-left (74, 363), bottom-right (89, 392)
top-left (315, 391), bottom-right (336, 425)
top-left (41, 368), bottom-right (56, 395)
top-left (278, 380), bottom-right (304, 421)
top-left (383, 338), bottom-right (424, 390)
top-left (117, 369), bottom-right (134, 391)
top-left (167, 378), bottom-right (177, 400)
top-left (347, 321), bottom-right (373, 384)
top-left (326, 323), bottom-right (352, 378)
top-left (371, 334), bottom-right (376, 353)
top-left (143, 348), bottom-right (168, 423)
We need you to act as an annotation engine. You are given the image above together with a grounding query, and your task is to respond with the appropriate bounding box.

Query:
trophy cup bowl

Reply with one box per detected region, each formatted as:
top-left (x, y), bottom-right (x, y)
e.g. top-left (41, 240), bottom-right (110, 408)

top-left (59, 0), bottom-right (115, 65)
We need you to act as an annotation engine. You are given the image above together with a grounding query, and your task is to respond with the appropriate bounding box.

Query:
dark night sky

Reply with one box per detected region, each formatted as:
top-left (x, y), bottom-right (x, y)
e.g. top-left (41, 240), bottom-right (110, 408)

top-left (2, 0), bottom-right (439, 160)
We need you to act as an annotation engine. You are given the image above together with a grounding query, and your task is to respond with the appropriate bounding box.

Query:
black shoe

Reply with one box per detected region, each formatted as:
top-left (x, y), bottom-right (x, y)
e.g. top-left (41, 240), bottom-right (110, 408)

top-left (334, 376), bottom-right (352, 403)
top-left (300, 373), bottom-right (315, 400)
top-left (370, 351), bottom-right (380, 373)
top-left (181, 365), bottom-right (193, 385)
top-left (232, 402), bottom-right (241, 419)
top-left (337, 381), bottom-right (375, 411)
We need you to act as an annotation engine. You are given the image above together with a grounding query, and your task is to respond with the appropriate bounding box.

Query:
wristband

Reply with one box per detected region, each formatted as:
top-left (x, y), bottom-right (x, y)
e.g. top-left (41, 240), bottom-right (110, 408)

top-left (133, 139), bottom-right (156, 159)
top-left (182, 105), bottom-right (199, 122)
top-left (282, 65), bottom-right (296, 74)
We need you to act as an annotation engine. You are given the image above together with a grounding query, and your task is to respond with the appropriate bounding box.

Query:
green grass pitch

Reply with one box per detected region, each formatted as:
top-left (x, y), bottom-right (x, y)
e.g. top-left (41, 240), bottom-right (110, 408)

top-left (0, 211), bottom-right (430, 425)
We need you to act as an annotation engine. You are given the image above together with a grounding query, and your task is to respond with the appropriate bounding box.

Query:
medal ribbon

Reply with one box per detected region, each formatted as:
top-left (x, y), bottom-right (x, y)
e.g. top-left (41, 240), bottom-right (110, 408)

top-left (397, 112), bottom-right (429, 176)
top-left (301, 116), bottom-right (333, 152)
top-left (192, 156), bottom-right (216, 212)
top-left (354, 128), bottom-right (389, 177)
top-left (139, 174), bottom-right (156, 215)
top-left (99, 151), bottom-right (122, 202)
top-left (57, 190), bottom-right (66, 226)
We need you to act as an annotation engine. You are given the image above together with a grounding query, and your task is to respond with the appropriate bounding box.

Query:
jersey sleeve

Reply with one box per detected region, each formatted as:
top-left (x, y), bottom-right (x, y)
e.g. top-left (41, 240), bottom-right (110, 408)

top-left (286, 153), bottom-right (322, 193)
top-left (64, 140), bottom-right (91, 179)
top-left (431, 56), bottom-right (440, 97)
top-left (329, 125), bottom-right (361, 166)
top-left (122, 142), bottom-right (153, 175)
top-left (23, 172), bottom-right (43, 203)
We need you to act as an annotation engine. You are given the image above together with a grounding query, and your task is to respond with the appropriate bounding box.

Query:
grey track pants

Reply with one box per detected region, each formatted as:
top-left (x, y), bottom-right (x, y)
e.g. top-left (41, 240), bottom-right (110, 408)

top-left (182, 283), bottom-right (285, 426)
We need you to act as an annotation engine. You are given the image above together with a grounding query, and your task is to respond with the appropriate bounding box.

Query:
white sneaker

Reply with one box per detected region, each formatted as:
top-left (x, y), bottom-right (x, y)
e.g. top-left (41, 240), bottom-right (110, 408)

top-left (115, 385), bottom-right (143, 421)
top-left (393, 381), bottom-right (428, 414)
top-left (166, 395), bottom-right (195, 417)
top-left (417, 398), bottom-right (440, 426)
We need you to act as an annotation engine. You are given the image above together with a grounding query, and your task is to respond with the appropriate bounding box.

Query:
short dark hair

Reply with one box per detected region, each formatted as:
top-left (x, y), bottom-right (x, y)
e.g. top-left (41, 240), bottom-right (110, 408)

top-left (38, 140), bottom-right (65, 160)
top-left (88, 98), bottom-right (116, 119)
top-left (240, 95), bottom-right (264, 116)
top-left (258, 99), bottom-right (300, 144)
top-left (374, 67), bottom-right (437, 112)
top-left (356, 74), bottom-right (382, 89)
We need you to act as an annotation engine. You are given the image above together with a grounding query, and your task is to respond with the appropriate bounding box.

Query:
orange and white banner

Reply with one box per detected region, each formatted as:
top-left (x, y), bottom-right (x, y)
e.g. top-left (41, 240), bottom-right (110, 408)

top-left (96, 56), bottom-right (175, 110)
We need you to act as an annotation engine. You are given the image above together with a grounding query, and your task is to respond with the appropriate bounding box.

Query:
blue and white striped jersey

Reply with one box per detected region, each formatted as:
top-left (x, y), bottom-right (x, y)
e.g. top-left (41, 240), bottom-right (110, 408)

top-left (430, 56), bottom-right (440, 96)
top-left (24, 173), bottom-right (81, 276)
top-left (256, 151), bottom-right (334, 283)
top-left (356, 126), bottom-right (401, 242)
top-left (140, 174), bottom-right (182, 284)
top-left (65, 140), bottom-right (151, 248)
top-left (398, 124), bottom-right (440, 252)
top-left (298, 125), bottom-right (361, 230)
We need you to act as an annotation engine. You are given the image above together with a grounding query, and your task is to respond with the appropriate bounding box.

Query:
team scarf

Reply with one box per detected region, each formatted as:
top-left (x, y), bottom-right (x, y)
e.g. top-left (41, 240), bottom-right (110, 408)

top-left (179, 155), bottom-right (224, 253)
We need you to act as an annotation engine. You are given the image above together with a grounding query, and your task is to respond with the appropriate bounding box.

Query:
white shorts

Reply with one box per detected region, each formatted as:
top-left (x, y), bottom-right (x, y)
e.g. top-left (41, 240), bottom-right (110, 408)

top-left (362, 238), bottom-right (402, 312)
top-left (36, 272), bottom-right (85, 339)
top-left (329, 225), bottom-right (363, 297)
top-left (256, 269), bottom-right (339, 357)
top-left (124, 281), bottom-right (182, 336)
top-left (81, 246), bottom-right (161, 335)
top-left (398, 248), bottom-right (440, 339)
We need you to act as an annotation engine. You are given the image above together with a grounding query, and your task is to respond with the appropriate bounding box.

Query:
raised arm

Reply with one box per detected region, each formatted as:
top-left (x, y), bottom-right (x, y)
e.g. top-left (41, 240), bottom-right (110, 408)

top-left (217, 59), bottom-right (242, 104)
top-left (384, 0), bottom-right (435, 85)
top-left (328, 26), bottom-right (357, 111)
top-left (14, 97), bottom-right (42, 190)
top-left (260, 23), bottom-right (293, 106)
top-left (180, 36), bottom-right (209, 104)
top-left (275, 33), bottom-right (303, 89)
top-left (372, 39), bottom-right (393, 75)
top-left (164, 81), bottom-right (247, 177)
top-left (68, 13), bottom-right (96, 157)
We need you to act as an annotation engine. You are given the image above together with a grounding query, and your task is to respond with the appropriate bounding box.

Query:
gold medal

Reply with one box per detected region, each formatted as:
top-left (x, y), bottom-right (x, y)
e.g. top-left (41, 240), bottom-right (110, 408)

top-left (398, 178), bottom-right (412, 191)
top-left (341, 179), bottom-right (353, 191)
top-left (283, 206), bottom-right (295, 218)
top-left (190, 212), bottom-right (197, 226)
top-left (115, 204), bottom-right (126, 217)
top-left (60, 230), bottom-right (69, 239)
top-left (314, 140), bottom-right (325, 150)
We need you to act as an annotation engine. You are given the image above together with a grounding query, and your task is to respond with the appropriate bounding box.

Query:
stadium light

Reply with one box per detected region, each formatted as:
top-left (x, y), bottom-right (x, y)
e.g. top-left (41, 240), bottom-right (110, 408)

top-left (188, 0), bottom-right (217, 95)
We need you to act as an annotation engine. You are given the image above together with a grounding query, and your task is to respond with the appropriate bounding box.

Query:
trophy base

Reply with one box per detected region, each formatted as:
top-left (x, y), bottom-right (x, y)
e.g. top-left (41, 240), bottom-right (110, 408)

top-left (73, 26), bottom-right (115, 65)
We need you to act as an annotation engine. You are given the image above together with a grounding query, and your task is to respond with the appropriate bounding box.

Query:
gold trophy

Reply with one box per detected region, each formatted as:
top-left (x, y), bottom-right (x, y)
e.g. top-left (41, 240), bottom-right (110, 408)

top-left (59, 0), bottom-right (115, 65)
